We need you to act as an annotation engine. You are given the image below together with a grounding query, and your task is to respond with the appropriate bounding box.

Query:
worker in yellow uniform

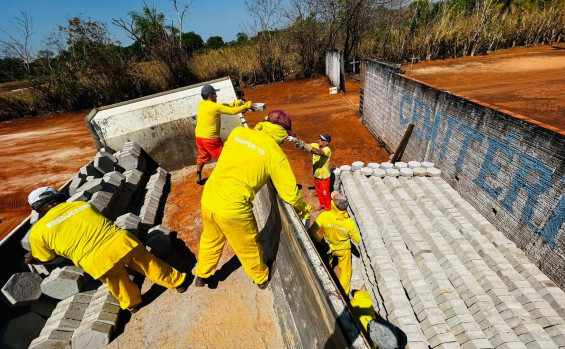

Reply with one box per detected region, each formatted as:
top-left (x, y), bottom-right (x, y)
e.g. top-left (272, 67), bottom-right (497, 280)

top-left (195, 110), bottom-right (312, 289)
top-left (25, 187), bottom-right (189, 312)
top-left (195, 84), bottom-right (252, 184)
top-left (291, 134), bottom-right (332, 211)
top-left (308, 191), bottom-right (360, 295)
top-left (351, 289), bottom-right (401, 349)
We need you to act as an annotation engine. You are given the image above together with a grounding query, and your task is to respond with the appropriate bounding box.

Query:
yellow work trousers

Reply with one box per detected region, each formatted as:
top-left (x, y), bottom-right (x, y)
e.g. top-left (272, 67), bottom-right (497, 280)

top-left (99, 245), bottom-right (187, 309)
top-left (195, 206), bottom-right (269, 285)
top-left (331, 248), bottom-right (352, 295)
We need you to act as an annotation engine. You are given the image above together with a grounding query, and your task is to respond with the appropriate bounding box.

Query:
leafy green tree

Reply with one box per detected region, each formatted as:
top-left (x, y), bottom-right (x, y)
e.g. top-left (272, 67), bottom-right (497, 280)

top-left (206, 36), bottom-right (225, 49)
top-left (127, 5), bottom-right (167, 47)
top-left (182, 31), bottom-right (204, 53)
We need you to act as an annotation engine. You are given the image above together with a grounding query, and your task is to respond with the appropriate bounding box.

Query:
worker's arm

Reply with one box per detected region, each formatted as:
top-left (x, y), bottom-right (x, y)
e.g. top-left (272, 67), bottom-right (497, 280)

top-left (28, 232), bottom-right (56, 263)
top-left (217, 100), bottom-right (252, 115)
top-left (310, 146), bottom-right (329, 157)
top-left (349, 221), bottom-right (362, 244)
top-left (307, 218), bottom-right (324, 243)
top-left (223, 99), bottom-right (245, 107)
top-left (270, 157), bottom-right (311, 218)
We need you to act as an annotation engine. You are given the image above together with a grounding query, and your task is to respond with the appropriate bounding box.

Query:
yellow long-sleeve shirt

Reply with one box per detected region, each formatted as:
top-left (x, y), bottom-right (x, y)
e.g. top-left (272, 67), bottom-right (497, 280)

top-left (195, 99), bottom-right (250, 139)
top-left (311, 143), bottom-right (331, 179)
top-left (308, 203), bottom-right (361, 250)
top-left (29, 201), bottom-right (140, 279)
top-left (201, 126), bottom-right (308, 219)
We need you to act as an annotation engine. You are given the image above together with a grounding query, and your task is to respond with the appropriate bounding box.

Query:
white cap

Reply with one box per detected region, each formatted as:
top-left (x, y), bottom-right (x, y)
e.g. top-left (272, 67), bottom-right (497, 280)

top-left (28, 187), bottom-right (61, 206)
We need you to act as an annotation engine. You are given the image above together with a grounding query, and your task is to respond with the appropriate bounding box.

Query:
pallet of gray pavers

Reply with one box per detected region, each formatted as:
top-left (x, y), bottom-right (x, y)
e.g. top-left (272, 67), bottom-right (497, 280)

top-left (41, 266), bottom-right (89, 300)
top-left (30, 285), bottom-right (119, 349)
top-left (118, 141), bottom-right (147, 172)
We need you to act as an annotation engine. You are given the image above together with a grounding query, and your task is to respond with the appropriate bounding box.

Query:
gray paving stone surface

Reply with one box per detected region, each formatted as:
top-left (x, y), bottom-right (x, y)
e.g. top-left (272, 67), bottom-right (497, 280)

top-left (41, 267), bottom-right (88, 300)
top-left (1, 272), bottom-right (43, 306)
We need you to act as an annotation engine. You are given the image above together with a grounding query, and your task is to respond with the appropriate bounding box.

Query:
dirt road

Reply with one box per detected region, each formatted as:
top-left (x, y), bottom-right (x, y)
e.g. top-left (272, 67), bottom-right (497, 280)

top-left (402, 44), bottom-right (565, 131)
top-left (0, 112), bottom-right (94, 240)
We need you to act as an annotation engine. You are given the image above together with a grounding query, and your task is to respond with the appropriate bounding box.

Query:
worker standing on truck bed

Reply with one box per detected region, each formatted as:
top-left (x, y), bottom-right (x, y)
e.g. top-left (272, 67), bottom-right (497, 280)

top-left (195, 84), bottom-right (252, 184)
top-left (194, 110), bottom-right (312, 289)
top-left (291, 134), bottom-right (332, 211)
top-left (308, 191), bottom-right (360, 295)
top-left (25, 187), bottom-right (190, 313)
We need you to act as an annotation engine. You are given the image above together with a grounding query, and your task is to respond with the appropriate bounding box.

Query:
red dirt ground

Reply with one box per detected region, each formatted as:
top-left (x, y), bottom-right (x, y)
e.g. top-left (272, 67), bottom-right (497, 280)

top-left (0, 111), bottom-right (94, 240)
top-left (402, 43), bottom-right (565, 131)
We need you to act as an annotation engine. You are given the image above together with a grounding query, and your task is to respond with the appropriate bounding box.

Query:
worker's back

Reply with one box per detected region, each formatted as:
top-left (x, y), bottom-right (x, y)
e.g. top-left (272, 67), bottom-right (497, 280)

top-left (201, 126), bottom-right (286, 219)
top-left (29, 201), bottom-right (139, 279)
top-left (315, 207), bottom-right (359, 251)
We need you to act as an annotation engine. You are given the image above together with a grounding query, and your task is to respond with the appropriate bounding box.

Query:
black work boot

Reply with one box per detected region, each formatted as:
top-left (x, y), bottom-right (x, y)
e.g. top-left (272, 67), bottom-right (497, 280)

top-left (194, 276), bottom-right (206, 287)
top-left (257, 280), bottom-right (270, 290)
top-left (176, 277), bottom-right (192, 293)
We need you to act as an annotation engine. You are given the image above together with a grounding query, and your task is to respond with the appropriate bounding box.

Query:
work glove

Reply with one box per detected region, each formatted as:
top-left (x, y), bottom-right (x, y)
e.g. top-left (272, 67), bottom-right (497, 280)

top-left (234, 99), bottom-right (244, 107)
top-left (298, 203), bottom-right (312, 220)
top-left (293, 138), bottom-right (312, 153)
top-left (244, 101), bottom-right (253, 110)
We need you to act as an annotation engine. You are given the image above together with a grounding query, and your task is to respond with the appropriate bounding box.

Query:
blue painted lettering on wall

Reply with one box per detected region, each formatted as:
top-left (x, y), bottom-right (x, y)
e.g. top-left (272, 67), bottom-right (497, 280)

top-left (399, 93), bottom-right (564, 246)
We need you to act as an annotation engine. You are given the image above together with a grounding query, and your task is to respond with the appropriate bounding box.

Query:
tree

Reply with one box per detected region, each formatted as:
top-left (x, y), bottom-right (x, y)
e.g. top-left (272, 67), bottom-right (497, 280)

top-left (206, 36), bottom-right (225, 49)
top-left (172, 0), bottom-right (195, 48)
top-left (0, 11), bottom-right (34, 74)
top-left (182, 31), bottom-right (204, 53)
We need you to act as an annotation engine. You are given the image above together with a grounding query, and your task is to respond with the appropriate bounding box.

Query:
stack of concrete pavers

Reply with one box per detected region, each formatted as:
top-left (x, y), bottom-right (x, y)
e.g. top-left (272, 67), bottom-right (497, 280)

top-left (335, 161), bottom-right (442, 183)
top-left (7, 141), bottom-right (172, 348)
top-left (114, 213), bottom-right (142, 238)
top-left (340, 168), bottom-right (565, 348)
top-left (332, 168), bottom-right (342, 192)
top-left (41, 266), bottom-right (89, 300)
top-left (29, 285), bottom-right (119, 349)
top-left (1, 272), bottom-right (43, 306)
top-left (139, 167), bottom-right (168, 226)
top-left (146, 225), bottom-right (171, 257)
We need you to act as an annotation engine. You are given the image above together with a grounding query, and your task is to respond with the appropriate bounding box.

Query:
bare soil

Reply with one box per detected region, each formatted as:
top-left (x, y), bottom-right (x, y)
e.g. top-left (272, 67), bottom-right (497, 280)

top-left (0, 111), bottom-right (95, 240)
top-left (402, 43), bottom-right (565, 131)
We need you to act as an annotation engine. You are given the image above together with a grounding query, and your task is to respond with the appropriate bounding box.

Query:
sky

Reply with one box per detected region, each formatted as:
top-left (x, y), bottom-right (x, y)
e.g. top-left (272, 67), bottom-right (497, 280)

top-left (0, 0), bottom-right (251, 53)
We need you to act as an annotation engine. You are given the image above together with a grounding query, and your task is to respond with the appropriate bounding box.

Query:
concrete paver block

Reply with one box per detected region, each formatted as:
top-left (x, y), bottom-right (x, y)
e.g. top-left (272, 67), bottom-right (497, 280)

top-left (340, 165), bottom-right (352, 171)
top-left (72, 321), bottom-right (114, 349)
top-left (407, 161), bottom-right (421, 168)
top-left (146, 225), bottom-right (172, 257)
top-left (385, 169), bottom-right (400, 177)
top-left (400, 168), bottom-right (414, 177)
top-left (0, 312), bottom-right (46, 349)
top-left (30, 330), bottom-right (73, 349)
top-left (372, 169), bottom-right (386, 178)
top-left (421, 161), bottom-right (435, 168)
top-left (380, 162), bottom-right (393, 169)
top-left (78, 179), bottom-right (105, 195)
top-left (367, 162), bottom-right (380, 169)
top-left (89, 191), bottom-right (115, 214)
top-left (351, 161), bottom-right (365, 171)
top-left (67, 191), bottom-right (92, 203)
top-left (1, 272), bottom-right (43, 306)
top-left (360, 167), bottom-right (374, 177)
top-left (426, 168), bottom-right (442, 177)
top-left (79, 164), bottom-right (101, 178)
top-left (102, 171), bottom-right (125, 188)
top-left (118, 152), bottom-right (146, 172)
top-left (394, 162), bottom-right (407, 169)
top-left (21, 228), bottom-right (32, 251)
top-left (69, 177), bottom-right (85, 196)
top-left (93, 155), bottom-right (115, 174)
top-left (114, 213), bottom-right (142, 238)
top-left (413, 167), bottom-right (427, 177)
top-left (41, 267), bottom-right (88, 300)
top-left (30, 210), bottom-right (42, 225)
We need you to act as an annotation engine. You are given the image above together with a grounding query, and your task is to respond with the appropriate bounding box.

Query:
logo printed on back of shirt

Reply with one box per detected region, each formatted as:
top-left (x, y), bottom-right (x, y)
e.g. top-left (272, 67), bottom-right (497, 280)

top-left (46, 204), bottom-right (90, 229)
top-left (234, 136), bottom-right (266, 155)
top-left (327, 223), bottom-right (346, 232)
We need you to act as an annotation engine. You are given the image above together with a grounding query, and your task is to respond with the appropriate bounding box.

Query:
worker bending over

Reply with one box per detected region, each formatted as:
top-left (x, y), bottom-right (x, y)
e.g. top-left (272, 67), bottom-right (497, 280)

top-left (195, 84), bottom-right (252, 184)
top-left (351, 290), bottom-right (400, 349)
top-left (195, 110), bottom-right (312, 289)
top-left (292, 134), bottom-right (332, 211)
top-left (308, 191), bottom-right (360, 295)
top-left (25, 187), bottom-right (189, 312)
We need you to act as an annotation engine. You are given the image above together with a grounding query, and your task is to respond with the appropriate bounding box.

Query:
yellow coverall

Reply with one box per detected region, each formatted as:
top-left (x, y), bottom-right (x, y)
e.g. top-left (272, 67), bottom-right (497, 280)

top-left (308, 201), bottom-right (361, 295)
top-left (350, 290), bottom-right (377, 349)
top-left (196, 122), bottom-right (311, 285)
top-left (195, 99), bottom-right (251, 139)
top-left (29, 201), bottom-right (186, 309)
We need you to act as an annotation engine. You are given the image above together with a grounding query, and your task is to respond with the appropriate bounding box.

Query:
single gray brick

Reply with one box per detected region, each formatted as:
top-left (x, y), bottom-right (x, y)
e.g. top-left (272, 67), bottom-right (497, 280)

top-left (1, 272), bottom-right (43, 306)
top-left (40, 267), bottom-right (87, 300)
top-left (78, 178), bottom-right (105, 195)
top-left (146, 225), bottom-right (171, 257)
top-left (30, 330), bottom-right (73, 349)
top-left (66, 190), bottom-right (92, 203)
top-left (93, 154), bottom-right (115, 174)
top-left (79, 163), bottom-right (101, 178)
top-left (114, 213), bottom-right (142, 238)
top-left (68, 177), bottom-right (85, 196)
top-left (71, 321), bottom-right (114, 349)
top-left (21, 228), bottom-right (32, 251)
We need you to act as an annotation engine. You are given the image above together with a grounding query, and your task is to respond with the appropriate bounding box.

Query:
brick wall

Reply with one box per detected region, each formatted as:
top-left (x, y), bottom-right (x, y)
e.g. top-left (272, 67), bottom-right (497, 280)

top-left (360, 59), bottom-right (565, 289)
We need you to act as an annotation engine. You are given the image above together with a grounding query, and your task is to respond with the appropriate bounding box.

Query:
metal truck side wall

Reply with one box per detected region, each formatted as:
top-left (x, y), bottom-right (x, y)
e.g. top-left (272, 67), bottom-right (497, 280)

top-left (360, 59), bottom-right (565, 289)
top-left (253, 185), bottom-right (369, 348)
top-left (86, 77), bottom-right (245, 171)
